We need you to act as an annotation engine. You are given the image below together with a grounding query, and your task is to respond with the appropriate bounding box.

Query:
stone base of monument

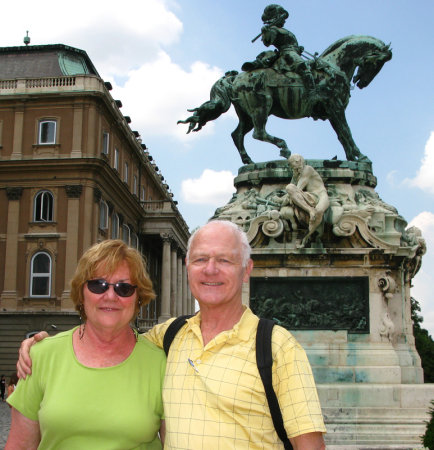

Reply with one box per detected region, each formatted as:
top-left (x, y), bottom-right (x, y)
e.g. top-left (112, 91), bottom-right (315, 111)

top-left (215, 159), bottom-right (433, 448)
top-left (319, 384), bottom-right (434, 449)
top-left (298, 329), bottom-right (434, 448)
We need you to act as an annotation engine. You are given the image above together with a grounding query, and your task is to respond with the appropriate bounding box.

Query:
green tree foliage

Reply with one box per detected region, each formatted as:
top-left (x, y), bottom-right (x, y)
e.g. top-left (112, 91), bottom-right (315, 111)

top-left (411, 297), bottom-right (434, 383)
top-left (412, 298), bottom-right (434, 448)
top-left (422, 401), bottom-right (434, 450)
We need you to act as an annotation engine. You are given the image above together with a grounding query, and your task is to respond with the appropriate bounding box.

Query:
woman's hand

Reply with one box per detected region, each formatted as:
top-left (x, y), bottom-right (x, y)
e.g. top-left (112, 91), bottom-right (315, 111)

top-left (16, 332), bottom-right (49, 379)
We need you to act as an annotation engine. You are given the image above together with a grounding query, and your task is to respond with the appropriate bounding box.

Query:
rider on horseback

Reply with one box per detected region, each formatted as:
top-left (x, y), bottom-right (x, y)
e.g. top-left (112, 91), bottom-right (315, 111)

top-left (244, 4), bottom-right (315, 91)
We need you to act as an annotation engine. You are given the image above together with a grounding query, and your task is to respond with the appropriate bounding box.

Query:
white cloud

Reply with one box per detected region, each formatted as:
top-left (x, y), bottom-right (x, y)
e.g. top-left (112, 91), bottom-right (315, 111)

top-left (403, 132), bottom-right (434, 193)
top-left (2, 0), bottom-right (226, 141)
top-left (409, 211), bottom-right (434, 239)
top-left (386, 170), bottom-right (397, 186)
top-left (3, 0), bottom-right (183, 76)
top-left (408, 211), bottom-right (434, 336)
top-left (112, 54), bottom-right (223, 139)
top-left (181, 169), bottom-right (236, 205)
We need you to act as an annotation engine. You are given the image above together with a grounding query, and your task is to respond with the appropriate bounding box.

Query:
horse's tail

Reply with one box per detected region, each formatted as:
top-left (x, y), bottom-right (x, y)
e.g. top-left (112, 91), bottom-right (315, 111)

top-left (177, 71), bottom-right (238, 133)
top-left (209, 70), bottom-right (238, 114)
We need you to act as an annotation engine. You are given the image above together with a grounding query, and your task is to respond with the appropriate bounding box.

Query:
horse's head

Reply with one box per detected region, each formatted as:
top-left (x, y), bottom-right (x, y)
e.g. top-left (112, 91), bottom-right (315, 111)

top-left (353, 43), bottom-right (392, 89)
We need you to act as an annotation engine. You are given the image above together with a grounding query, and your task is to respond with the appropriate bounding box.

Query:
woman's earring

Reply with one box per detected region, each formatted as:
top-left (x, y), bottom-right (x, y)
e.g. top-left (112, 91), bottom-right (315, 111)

top-left (78, 304), bottom-right (85, 340)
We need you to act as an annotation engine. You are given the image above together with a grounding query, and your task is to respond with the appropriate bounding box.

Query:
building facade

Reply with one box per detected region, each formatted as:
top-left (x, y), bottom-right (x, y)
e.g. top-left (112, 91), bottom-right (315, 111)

top-left (0, 44), bottom-right (192, 375)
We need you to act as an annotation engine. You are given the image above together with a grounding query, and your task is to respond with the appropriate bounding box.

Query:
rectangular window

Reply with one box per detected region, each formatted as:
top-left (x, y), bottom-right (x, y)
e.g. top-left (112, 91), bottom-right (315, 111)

top-left (133, 175), bottom-right (138, 195)
top-left (34, 191), bottom-right (54, 222)
top-left (102, 132), bottom-right (109, 155)
top-left (99, 201), bottom-right (108, 230)
top-left (131, 233), bottom-right (138, 249)
top-left (124, 162), bottom-right (129, 183)
top-left (114, 148), bottom-right (119, 170)
top-left (38, 120), bottom-right (56, 144)
top-left (122, 224), bottom-right (130, 244)
top-left (141, 186), bottom-right (146, 202)
top-left (111, 213), bottom-right (119, 239)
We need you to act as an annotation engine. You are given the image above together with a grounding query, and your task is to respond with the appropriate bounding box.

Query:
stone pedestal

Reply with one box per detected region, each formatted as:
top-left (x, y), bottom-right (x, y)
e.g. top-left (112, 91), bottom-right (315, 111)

top-left (213, 159), bottom-right (432, 448)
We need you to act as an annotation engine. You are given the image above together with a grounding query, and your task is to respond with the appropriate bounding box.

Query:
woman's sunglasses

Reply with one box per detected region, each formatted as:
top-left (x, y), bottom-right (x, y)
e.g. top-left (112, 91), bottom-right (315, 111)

top-left (86, 279), bottom-right (137, 297)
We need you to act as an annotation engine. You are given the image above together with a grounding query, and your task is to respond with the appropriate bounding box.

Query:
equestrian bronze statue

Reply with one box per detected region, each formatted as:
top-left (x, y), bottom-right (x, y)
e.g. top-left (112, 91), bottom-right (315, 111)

top-left (178, 4), bottom-right (392, 164)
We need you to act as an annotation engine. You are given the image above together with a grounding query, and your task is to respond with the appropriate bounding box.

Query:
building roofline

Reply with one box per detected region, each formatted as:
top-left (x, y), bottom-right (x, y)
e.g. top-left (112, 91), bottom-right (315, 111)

top-left (0, 44), bottom-right (100, 77)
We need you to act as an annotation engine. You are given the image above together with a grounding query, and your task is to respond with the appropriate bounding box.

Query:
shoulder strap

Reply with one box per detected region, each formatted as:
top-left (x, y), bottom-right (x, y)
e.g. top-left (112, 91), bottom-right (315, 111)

top-left (163, 315), bottom-right (193, 356)
top-left (256, 318), bottom-right (293, 450)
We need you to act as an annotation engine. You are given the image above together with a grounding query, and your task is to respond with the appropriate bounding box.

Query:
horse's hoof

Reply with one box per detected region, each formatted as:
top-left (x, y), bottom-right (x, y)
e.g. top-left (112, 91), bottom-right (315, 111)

top-left (357, 155), bottom-right (371, 163)
top-left (242, 156), bottom-right (253, 164)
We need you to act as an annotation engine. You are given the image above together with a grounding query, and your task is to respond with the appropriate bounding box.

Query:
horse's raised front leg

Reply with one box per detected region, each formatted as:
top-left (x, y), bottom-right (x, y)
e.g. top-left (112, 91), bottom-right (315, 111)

top-left (327, 108), bottom-right (370, 162)
top-left (231, 107), bottom-right (254, 164)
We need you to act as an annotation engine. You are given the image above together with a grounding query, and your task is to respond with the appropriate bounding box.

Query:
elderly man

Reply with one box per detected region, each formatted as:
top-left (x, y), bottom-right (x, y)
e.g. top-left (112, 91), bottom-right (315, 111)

top-left (17, 221), bottom-right (326, 449)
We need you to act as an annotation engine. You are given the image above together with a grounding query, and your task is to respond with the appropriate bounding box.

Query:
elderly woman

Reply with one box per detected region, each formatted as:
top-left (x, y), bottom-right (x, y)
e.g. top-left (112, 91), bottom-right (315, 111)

top-left (6, 240), bottom-right (166, 449)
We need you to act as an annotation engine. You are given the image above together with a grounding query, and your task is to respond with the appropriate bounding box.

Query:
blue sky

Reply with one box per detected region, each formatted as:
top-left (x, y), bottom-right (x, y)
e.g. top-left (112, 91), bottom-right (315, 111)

top-left (3, 0), bottom-right (434, 334)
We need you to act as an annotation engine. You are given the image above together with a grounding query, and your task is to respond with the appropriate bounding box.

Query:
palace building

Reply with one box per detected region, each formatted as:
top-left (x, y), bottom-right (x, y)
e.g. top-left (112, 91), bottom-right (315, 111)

top-left (0, 42), bottom-right (191, 374)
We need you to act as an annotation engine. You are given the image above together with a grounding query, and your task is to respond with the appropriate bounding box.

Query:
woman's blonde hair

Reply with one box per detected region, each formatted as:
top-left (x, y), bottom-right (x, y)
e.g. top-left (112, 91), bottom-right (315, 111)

top-left (70, 240), bottom-right (155, 321)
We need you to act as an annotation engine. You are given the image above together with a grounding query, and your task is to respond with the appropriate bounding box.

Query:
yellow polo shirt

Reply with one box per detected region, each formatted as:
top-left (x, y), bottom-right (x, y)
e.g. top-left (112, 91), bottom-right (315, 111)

top-left (145, 307), bottom-right (326, 449)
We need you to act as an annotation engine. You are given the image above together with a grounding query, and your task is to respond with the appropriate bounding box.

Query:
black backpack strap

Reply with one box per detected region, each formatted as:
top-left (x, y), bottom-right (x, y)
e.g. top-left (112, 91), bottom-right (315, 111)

top-left (163, 315), bottom-right (193, 356)
top-left (256, 318), bottom-right (293, 450)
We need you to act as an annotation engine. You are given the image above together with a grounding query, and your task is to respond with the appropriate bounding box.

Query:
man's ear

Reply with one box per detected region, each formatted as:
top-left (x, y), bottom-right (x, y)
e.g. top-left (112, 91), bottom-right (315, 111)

top-left (243, 259), bottom-right (254, 282)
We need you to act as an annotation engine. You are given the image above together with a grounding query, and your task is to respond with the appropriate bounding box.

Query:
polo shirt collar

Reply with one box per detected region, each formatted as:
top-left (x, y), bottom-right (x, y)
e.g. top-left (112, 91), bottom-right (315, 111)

top-left (186, 306), bottom-right (258, 342)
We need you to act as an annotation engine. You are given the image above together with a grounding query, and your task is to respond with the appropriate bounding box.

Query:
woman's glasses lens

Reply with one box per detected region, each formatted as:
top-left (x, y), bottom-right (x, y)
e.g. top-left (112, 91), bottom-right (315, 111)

top-left (87, 279), bottom-right (137, 297)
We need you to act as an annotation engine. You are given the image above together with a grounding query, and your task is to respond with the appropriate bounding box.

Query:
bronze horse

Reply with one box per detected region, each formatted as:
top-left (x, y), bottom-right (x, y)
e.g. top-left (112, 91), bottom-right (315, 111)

top-left (178, 35), bottom-right (392, 164)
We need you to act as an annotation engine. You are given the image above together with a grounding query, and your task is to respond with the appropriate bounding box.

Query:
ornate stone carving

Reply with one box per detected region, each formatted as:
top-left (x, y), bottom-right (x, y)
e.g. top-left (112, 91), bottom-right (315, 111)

top-left (378, 271), bottom-right (397, 302)
top-left (213, 156), bottom-right (410, 252)
top-left (65, 185), bottom-right (83, 198)
top-left (93, 187), bottom-right (102, 203)
top-left (401, 226), bottom-right (426, 281)
top-left (377, 271), bottom-right (397, 342)
top-left (379, 311), bottom-right (395, 342)
top-left (6, 187), bottom-right (23, 200)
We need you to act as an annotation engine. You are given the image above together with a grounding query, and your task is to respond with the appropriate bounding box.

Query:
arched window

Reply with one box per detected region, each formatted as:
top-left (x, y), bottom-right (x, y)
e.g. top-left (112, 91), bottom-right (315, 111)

top-left (99, 201), bottom-right (108, 230)
top-left (111, 213), bottom-right (119, 239)
top-left (133, 175), bottom-right (138, 195)
top-left (30, 252), bottom-right (52, 297)
top-left (122, 224), bottom-right (130, 244)
top-left (38, 120), bottom-right (56, 144)
top-left (124, 162), bottom-right (129, 183)
top-left (102, 132), bottom-right (109, 155)
top-left (114, 148), bottom-right (119, 170)
top-left (34, 190), bottom-right (54, 222)
top-left (131, 232), bottom-right (138, 249)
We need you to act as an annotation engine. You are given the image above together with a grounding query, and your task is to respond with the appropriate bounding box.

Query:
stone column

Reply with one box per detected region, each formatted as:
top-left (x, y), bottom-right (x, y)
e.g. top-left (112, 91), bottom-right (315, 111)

top-left (182, 262), bottom-right (188, 314)
top-left (1, 188), bottom-right (23, 308)
top-left (71, 103), bottom-right (83, 158)
top-left (61, 185), bottom-right (83, 309)
top-left (170, 245), bottom-right (177, 316)
top-left (11, 107), bottom-right (24, 160)
top-left (93, 187), bottom-right (102, 242)
top-left (82, 186), bottom-right (93, 251)
top-left (190, 292), bottom-right (196, 315)
top-left (176, 252), bottom-right (183, 316)
top-left (158, 234), bottom-right (171, 323)
top-left (86, 104), bottom-right (97, 156)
